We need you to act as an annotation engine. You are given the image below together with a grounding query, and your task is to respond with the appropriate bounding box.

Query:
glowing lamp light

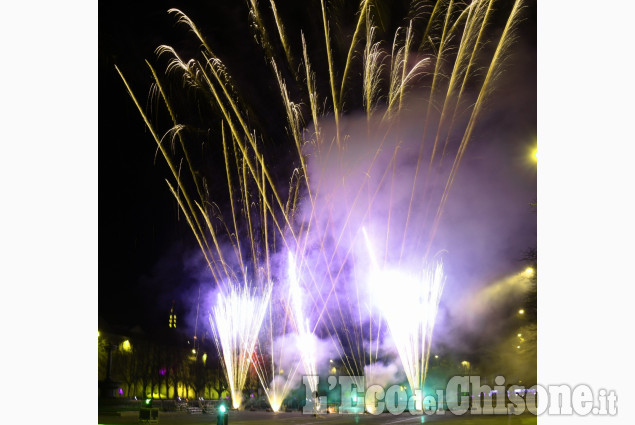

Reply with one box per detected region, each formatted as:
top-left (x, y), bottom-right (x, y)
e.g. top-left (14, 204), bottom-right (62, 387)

top-left (219, 404), bottom-right (226, 414)
top-left (434, 355), bottom-right (439, 359)
top-left (517, 333), bottom-right (522, 337)
top-left (525, 267), bottom-right (534, 275)
top-left (517, 345), bottom-right (521, 349)
top-left (145, 398), bottom-right (152, 405)
top-left (122, 340), bottom-right (132, 352)
top-left (518, 309), bottom-right (525, 315)
top-left (118, 388), bottom-right (123, 396)
top-left (192, 349), bottom-right (196, 354)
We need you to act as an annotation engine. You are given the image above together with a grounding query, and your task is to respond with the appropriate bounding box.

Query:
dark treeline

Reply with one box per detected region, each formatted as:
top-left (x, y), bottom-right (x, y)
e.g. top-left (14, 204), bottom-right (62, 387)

top-left (98, 325), bottom-right (232, 401)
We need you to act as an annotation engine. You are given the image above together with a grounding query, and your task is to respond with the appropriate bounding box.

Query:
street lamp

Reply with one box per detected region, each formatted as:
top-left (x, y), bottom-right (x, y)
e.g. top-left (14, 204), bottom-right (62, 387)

top-left (518, 309), bottom-right (525, 315)
top-left (122, 340), bottom-right (132, 352)
top-left (217, 404), bottom-right (228, 425)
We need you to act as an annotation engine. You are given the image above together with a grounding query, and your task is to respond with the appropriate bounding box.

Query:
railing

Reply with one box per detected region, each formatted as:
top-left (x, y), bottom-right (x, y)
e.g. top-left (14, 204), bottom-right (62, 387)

top-left (138, 407), bottom-right (159, 423)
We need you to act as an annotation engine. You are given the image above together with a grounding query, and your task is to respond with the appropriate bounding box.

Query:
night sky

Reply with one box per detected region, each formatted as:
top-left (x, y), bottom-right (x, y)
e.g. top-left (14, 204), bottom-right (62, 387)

top-left (99, 0), bottom-right (258, 332)
top-left (99, 0), bottom-right (537, 335)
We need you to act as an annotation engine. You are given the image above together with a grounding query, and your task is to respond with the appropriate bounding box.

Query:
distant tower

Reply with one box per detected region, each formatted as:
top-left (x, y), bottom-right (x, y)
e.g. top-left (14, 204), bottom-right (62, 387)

top-left (169, 300), bottom-right (177, 328)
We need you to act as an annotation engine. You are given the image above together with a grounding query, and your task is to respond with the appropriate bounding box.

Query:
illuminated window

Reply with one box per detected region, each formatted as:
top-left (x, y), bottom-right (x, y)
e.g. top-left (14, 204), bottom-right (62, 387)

top-left (169, 302), bottom-right (177, 328)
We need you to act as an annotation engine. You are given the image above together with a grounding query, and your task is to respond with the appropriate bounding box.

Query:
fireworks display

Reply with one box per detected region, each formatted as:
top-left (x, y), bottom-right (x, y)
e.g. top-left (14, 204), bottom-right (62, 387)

top-left (288, 252), bottom-right (319, 396)
top-left (209, 283), bottom-right (272, 409)
top-left (116, 0), bottom-right (526, 412)
top-left (364, 229), bottom-right (446, 394)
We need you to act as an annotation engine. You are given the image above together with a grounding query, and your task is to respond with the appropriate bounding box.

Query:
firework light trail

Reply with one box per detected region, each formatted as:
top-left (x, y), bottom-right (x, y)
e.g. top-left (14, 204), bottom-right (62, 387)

top-left (288, 252), bottom-right (319, 396)
top-left (248, 292), bottom-right (300, 412)
top-left (364, 228), bottom-right (445, 395)
top-left (116, 0), bottom-right (525, 411)
top-left (209, 283), bottom-right (272, 409)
